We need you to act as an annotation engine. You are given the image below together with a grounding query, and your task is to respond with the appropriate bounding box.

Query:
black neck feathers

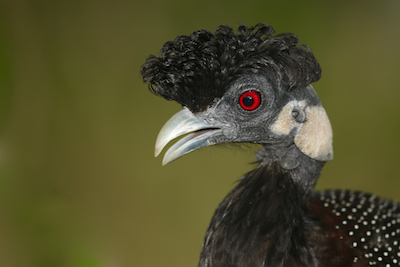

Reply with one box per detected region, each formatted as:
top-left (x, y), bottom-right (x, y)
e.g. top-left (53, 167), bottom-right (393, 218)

top-left (199, 149), bottom-right (325, 267)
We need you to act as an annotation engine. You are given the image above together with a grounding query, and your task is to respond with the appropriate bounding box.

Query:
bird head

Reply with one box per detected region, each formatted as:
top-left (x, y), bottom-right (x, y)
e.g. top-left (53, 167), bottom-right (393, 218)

top-left (141, 23), bottom-right (333, 167)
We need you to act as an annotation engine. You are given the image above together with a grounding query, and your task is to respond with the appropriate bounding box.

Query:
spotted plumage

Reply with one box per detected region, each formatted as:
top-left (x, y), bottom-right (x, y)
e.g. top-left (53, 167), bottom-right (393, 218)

top-left (141, 23), bottom-right (400, 266)
top-left (311, 190), bottom-right (400, 266)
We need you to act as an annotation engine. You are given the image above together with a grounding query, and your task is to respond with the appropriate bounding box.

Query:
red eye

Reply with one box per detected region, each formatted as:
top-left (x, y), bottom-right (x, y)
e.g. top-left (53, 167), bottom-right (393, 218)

top-left (239, 91), bottom-right (261, 111)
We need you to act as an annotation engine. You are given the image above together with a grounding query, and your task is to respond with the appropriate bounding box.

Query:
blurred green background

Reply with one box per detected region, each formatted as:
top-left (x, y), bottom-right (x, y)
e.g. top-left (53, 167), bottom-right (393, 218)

top-left (0, 0), bottom-right (400, 266)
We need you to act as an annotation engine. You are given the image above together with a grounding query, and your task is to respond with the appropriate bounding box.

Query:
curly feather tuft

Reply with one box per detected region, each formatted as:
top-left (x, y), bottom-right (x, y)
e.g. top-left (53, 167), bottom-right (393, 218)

top-left (140, 23), bottom-right (321, 113)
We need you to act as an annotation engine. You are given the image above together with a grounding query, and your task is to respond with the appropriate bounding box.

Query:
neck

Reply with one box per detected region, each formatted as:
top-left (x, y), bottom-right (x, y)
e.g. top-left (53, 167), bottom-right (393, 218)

top-left (199, 145), bottom-right (325, 267)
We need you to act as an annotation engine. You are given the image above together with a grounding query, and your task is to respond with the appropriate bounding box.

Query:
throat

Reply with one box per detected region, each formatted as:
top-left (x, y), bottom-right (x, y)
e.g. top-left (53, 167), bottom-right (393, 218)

top-left (199, 153), bottom-right (324, 267)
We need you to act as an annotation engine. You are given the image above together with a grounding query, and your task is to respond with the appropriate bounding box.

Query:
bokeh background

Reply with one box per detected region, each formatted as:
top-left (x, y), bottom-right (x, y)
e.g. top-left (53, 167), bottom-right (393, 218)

top-left (1, 0), bottom-right (400, 266)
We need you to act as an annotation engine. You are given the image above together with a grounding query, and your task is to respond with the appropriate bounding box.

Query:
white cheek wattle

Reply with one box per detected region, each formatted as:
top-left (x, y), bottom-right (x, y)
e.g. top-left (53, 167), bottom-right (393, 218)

top-left (270, 100), bottom-right (333, 161)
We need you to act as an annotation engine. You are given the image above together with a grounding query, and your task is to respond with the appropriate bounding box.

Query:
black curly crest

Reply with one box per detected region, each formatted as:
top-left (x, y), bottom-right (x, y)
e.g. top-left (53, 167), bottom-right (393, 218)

top-left (140, 23), bottom-right (321, 113)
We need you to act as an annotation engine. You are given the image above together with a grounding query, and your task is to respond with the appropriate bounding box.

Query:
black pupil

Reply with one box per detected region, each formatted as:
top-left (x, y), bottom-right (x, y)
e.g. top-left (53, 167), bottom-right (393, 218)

top-left (243, 95), bottom-right (254, 107)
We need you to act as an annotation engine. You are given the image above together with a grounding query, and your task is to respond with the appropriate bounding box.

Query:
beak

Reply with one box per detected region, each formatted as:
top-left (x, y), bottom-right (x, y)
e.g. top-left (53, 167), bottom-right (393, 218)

top-left (155, 107), bottom-right (222, 165)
